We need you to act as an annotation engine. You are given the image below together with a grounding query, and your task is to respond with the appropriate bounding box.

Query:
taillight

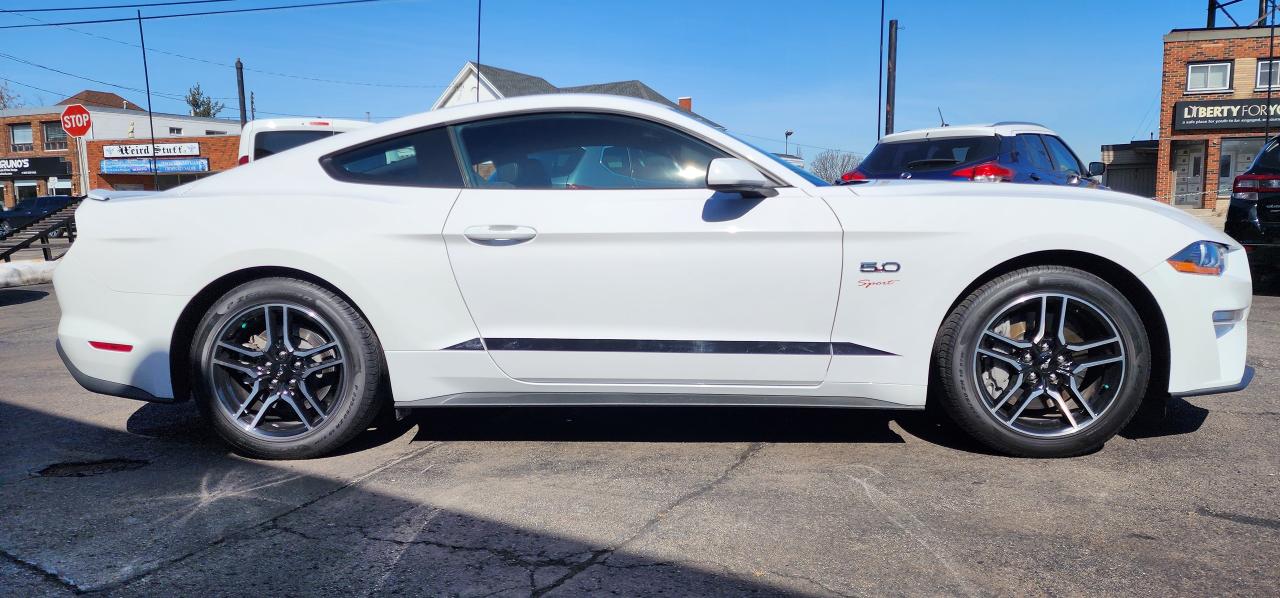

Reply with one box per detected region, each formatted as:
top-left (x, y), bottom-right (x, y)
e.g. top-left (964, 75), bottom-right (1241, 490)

top-left (237, 155), bottom-right (249, 165)
top-left (840, 170), bottom-right (867, 183)
top-left (952, 161), bottom-right (1013, 182)
top-left (1232, 173), bottom-right (1280, 201)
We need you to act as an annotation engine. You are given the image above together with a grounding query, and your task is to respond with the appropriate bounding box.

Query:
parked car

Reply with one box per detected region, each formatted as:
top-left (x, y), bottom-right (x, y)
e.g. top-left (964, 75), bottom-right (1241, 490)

top-left (840, 123), bottom-right (1105, 187)
top-left (0, 195), bottom-right (72, 239)
top-left (237, 117), bottom-right (371, 165)
top-left (55, 95), bottom-right (1250, 460)
top-left (1226, 137), bottom-right (1280, 275)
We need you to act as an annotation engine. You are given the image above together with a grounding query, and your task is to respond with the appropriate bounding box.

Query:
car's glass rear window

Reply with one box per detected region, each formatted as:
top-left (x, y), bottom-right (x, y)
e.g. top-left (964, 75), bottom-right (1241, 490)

top-left (254, 130), bottom-right (337, 160)
top-left (1252, 138), bottom-right (1280, 171)
top-left (860, 136), bottom-right (1000, 175)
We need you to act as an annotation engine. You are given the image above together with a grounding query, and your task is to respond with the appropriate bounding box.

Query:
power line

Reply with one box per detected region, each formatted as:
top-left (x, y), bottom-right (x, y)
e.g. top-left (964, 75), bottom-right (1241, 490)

top-left (5, 9), bottom-right (445, 89)
top-left (0, 76), bottom-right (74, 99)
top-left (1, 1), bottom-right (231, 13)
top-left (0, 51), bottom-right (239, 106)
top-left (0, 0), bottom-right (385, 29)
top-left (729, 130), bottom-right (865, 156)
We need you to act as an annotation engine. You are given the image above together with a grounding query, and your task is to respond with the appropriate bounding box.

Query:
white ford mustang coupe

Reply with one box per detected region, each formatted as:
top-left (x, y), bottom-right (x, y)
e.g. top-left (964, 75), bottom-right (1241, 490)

top-left (55, 95), bottom-right (1252, 459)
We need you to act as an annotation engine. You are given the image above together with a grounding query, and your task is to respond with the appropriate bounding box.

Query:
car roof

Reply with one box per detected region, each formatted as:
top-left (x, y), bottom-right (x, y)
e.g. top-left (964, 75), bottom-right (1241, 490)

top-left (879, 122), bottom-right (1057, 143)
top-left (241, 118), bottom-right (371, 134)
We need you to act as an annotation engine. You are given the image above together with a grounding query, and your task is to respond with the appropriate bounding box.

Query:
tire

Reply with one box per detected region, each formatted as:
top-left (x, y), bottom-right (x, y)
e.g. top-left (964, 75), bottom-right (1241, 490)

top-left (935, 266), bottom-right (1150, 457)
top-left (190, 277), bottom-right (385, 459)
top-left (0, 220), bottom-right (11, 240)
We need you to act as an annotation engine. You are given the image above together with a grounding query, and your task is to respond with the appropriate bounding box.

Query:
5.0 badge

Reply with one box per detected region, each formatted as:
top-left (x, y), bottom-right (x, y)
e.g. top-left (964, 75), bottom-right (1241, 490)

top-left (859, 261), bottom-right (901, 273)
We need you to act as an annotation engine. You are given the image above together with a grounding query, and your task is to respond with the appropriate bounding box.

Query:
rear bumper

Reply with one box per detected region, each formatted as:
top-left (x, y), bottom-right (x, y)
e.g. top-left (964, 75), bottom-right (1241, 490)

top-left (56, 340), bottom-right (165, 402)
top-left (53, 247), bottom-right (187, 401)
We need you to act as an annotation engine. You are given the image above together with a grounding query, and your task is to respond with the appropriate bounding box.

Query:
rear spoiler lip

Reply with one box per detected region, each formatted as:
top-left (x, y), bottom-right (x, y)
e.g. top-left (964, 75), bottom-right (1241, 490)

top-left (86, 188), bottom-right (161, 202)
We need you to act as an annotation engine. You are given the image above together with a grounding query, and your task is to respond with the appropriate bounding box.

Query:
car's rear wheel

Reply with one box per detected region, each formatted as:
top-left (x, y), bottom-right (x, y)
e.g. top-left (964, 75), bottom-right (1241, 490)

top-left (191, 278), bottom-right (385, 459)
top-left (0, 220), bottom-right (11, 239)
top-left (935, 266), bottom-right (1150, 457)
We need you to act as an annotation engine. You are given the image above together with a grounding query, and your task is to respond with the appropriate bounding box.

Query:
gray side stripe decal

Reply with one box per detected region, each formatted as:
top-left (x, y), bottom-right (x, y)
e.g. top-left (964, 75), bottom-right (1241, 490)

top-left (441, 338), bottom-right (895, 356)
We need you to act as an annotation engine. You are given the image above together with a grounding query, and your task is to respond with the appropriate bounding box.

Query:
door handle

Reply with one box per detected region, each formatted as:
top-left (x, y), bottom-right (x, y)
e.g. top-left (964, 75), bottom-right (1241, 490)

top-left (463, 225), bottom-right (537, 245)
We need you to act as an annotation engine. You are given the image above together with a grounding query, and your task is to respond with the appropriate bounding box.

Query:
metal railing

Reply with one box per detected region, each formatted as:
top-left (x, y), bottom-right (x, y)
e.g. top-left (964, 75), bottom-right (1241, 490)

top-left (0, 198), bottom-right (80, 263)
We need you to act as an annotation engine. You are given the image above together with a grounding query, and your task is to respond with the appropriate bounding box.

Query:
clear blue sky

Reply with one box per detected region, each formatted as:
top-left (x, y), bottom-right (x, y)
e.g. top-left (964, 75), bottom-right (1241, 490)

top-left (0, 0), bottom-right (1252, 161)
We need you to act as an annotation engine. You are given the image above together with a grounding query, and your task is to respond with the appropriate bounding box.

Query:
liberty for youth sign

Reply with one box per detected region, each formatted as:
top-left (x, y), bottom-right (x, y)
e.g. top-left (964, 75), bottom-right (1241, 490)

top-left (1174, 99), bottom-right (1280, 130)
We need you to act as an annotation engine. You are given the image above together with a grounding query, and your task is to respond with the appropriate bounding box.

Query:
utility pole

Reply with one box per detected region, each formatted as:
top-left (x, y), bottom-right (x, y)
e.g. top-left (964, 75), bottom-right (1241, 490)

top-left (1208, 0), bottom-right (1217, 27)
top-left (885, 19), bottom-right (899, 136)
top-left (1266, 0), bottom-right (1275, 143)
top-left (250, 91), bottom-right (256, 120)
top-left (876, 0), bottom-right (885, 140)
top-left (136, 10), bottom-right (158, 190)
top-left (475, 0), bottom-right (482, 103)
top-left (236, 58), bottom-right (247, 126)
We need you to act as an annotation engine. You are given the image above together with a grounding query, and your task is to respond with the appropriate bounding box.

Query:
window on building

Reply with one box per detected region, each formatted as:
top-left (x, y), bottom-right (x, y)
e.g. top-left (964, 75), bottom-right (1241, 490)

top-left (49, 177), bottom-right (73, 196)
top-left (42, 122), bottom-right (68, 151)
top-left (205, 130), bottom-right (226, 135)
top-left (1187, 62), bottom-right (1232, 92)
top-left (168, 127), bottom-right (182, 135)
top-left (14, 180), bottom-right (38, 201)
top-left (9, 124), bottom-right (33, 152)
top-left (1258, 60), bottom-right (1280, 89)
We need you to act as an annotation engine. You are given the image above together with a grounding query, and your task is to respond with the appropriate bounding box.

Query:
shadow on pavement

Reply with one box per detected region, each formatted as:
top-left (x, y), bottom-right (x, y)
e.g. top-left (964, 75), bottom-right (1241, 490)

top-left (0, 288), bottom-right (49, 308)
top-left (411, 405), bottom-right (909, 444)
top-left (1119, 397), bottom-right (1210, 440)
top-left (0, 399), bottom-right (802, 596)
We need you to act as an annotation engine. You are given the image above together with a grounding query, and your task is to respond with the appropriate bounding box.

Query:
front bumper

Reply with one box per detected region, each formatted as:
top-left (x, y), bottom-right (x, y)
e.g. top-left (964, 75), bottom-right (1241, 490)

top-left (1140, 249), bottom-right (1252, 396)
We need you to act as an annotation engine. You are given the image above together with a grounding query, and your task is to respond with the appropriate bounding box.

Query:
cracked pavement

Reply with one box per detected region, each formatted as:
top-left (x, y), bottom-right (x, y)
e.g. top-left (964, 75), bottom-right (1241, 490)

top-left (1, 283), bottom-right (1278, 596)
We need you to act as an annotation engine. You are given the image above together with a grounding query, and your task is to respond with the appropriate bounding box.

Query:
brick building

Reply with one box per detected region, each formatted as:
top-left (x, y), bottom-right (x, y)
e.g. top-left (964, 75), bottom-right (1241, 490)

top-left (0, 107), bottom-right (78, 208)
top-left (86, 135), bottom-right (240, 191)
top-left (0, 90), bottom-right (240, 208)
top-left (1158, 27), bottom-right (1280, 210)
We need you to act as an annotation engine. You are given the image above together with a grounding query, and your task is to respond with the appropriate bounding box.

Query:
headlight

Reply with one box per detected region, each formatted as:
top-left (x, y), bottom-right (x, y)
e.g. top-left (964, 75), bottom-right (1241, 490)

top-left (1167, 241), bottom-right (1229, 276)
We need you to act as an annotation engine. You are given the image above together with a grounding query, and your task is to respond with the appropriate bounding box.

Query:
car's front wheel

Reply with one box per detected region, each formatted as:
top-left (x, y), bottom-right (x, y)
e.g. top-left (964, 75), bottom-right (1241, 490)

top-left (935, 266), bottom-right (1150, 457)
top-left (190, 278), bottom-right (385, 459)
top-left (0, 220), bottom-right (11, 239)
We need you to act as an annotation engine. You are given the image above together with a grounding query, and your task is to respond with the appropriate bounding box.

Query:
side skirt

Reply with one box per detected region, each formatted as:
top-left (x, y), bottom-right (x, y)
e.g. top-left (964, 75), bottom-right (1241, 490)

top-left (394, 392), bottom-right (923, 410)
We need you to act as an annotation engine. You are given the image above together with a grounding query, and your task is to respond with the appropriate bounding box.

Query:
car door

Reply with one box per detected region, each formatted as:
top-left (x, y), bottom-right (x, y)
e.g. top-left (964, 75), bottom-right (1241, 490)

top-left (442, 112), bottom-right (844, 386)
top-left (1013, 134), bottom-right (1055, 184)
top-left (1041, 135), bottom-right (1088, 187)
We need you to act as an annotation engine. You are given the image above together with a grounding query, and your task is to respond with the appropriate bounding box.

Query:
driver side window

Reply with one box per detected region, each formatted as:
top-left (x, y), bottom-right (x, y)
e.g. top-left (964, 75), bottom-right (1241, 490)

top-left (453, 112), bottom-right (728, 190)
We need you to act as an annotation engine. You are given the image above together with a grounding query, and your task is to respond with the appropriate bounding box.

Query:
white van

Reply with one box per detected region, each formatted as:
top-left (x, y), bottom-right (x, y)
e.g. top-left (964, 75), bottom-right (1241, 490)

top-left (237, 118), bottom-right (371, 165)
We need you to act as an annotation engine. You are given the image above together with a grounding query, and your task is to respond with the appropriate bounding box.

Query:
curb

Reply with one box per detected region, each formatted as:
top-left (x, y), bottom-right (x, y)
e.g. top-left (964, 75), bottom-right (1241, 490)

top-left (0, 262), bottom-right (57, 289)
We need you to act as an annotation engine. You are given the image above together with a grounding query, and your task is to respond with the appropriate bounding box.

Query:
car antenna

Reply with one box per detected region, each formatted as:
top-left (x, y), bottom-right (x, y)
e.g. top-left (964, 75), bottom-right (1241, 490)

top-left (937, 107), bottom-right (949, 127)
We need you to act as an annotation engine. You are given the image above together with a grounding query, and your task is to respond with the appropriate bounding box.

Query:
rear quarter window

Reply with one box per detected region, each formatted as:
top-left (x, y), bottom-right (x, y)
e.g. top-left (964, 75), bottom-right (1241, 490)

top-left (324, 127), bottom-right (463, 188)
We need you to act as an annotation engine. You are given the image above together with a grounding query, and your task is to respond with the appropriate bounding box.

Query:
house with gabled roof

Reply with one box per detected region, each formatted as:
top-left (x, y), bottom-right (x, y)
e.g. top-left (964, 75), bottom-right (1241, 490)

top-left (432, 62), bottom-right (719, 128)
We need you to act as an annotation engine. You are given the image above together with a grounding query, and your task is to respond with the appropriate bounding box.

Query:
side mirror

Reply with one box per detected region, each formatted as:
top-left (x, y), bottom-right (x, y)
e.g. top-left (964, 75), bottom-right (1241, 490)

top-left (1088, 161), bottom-right (1106, 177)
top-left (706, 158), bottom-right (771, 195)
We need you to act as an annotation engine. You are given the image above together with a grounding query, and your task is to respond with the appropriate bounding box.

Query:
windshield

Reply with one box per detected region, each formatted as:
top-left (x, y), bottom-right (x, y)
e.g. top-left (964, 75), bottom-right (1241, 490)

top-left (729, 135), bottom-right (831, 186)
top-left (860, 135), bottom-right (1001, 175)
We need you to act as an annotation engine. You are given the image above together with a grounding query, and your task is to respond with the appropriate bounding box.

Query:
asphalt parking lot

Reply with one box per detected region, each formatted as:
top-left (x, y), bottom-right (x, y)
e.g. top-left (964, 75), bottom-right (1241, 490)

top-left (1, 282), bottom-right (1277, 597)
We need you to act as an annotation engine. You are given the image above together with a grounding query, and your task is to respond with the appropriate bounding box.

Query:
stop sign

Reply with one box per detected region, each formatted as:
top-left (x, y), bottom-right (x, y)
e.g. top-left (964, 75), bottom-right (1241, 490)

top-left (60, 104), bottom-right (92, 138)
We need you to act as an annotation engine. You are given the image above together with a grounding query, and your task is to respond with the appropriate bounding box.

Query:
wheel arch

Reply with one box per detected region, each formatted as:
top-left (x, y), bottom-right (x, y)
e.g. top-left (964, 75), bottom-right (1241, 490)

top-left (940, 250), bottom-right (1170, 398)
top-left (168, 266), bottom-right (379, 403)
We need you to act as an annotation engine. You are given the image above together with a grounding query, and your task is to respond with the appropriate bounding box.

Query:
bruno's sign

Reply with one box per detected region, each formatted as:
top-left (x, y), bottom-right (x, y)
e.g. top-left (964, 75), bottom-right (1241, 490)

top-left (0, 157), bottom-right (71, 179)
top-left (1174, 99), bottom-right (1280, 130)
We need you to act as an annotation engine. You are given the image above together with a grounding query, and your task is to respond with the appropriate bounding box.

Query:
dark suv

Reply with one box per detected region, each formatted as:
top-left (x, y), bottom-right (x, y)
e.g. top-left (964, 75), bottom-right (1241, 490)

top-left (0, 195), bottom-right (73, 239)
top-left (1225, 138), bottom-right (1280, 273)
top-left (840, 122), bottom-right (1105, 186)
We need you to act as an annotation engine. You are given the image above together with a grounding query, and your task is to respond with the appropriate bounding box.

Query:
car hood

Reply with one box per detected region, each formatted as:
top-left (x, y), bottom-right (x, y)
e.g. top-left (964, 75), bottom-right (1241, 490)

top-left (837, 179), bottom-right (1234, 247)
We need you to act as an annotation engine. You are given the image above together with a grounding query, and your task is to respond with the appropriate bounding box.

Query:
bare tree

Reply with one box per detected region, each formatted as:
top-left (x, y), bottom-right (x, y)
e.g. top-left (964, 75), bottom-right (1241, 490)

top-left (808, 149), bottom-right (862, 183)
top-left (184, 83), bottom-right (225, 117)
top-left (0, 83), bottom-right (23, 110)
